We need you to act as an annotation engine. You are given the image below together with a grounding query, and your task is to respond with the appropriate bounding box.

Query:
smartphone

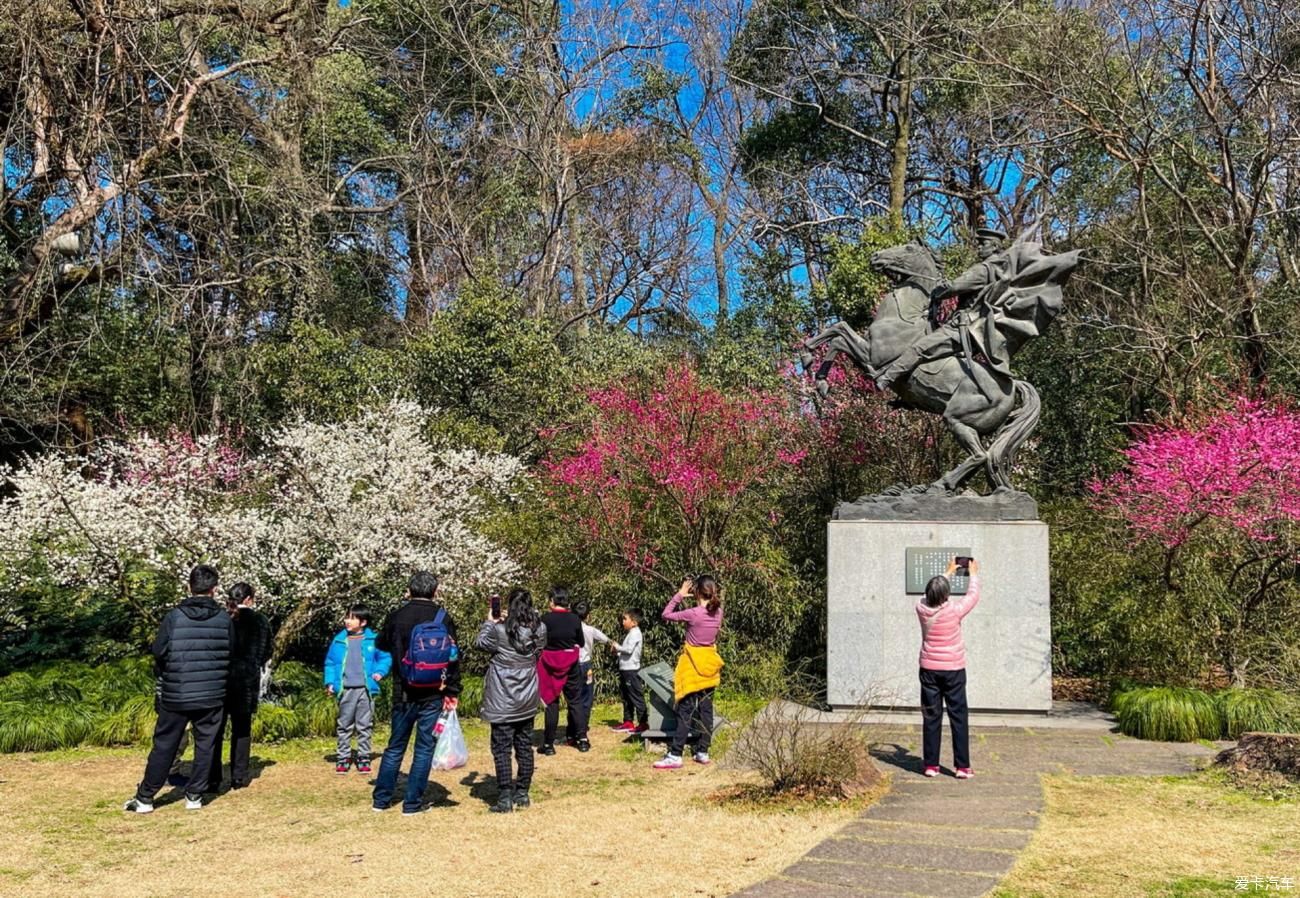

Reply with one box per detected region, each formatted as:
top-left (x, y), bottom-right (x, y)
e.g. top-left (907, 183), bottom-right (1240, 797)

top-left (489, 593), bottom-right (501, 619)
top-left (954, 556), bottom-right (973, 576)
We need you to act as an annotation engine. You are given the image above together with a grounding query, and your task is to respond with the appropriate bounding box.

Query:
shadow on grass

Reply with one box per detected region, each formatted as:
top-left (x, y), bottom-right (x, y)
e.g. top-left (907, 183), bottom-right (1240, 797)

top-left (458, 769), bottom-right (502, 806)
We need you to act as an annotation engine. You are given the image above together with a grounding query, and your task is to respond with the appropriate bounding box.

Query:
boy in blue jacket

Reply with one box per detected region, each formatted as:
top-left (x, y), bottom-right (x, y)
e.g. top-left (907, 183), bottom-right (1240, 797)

top-left (325, 605), bottom-right (392, 774)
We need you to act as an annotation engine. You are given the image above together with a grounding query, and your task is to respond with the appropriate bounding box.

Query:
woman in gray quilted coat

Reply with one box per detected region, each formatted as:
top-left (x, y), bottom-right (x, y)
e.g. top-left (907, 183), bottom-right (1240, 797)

top-left (475, 588), bottom-right (547, 813)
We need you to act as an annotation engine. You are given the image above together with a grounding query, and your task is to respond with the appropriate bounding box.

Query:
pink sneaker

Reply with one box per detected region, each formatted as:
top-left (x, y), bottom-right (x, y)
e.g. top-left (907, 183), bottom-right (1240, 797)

top-left (612, 721), bottom-right (636, 732)
top-left (923, 766), bottom-right (940, 778)
top-left (955, 767), bottom-right (974, 779)
top-left (653, 754), bottom-right (684, 770)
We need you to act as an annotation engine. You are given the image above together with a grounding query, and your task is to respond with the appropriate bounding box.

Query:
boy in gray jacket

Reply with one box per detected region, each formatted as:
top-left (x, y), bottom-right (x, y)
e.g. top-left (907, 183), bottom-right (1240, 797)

top-left (474, 588), bottom-right (547, 813)
top-left (610, 608), bottom-right (647, 733)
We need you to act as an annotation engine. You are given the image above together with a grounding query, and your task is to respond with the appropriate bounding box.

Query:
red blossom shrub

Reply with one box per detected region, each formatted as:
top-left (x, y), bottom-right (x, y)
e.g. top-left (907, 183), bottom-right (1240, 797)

top-left (541, 363), bottom-right (806, 585)
top-left (1090, 396), bottom-right (1300, 684)
top-left (1091, 397), bottom-right (1300, 549)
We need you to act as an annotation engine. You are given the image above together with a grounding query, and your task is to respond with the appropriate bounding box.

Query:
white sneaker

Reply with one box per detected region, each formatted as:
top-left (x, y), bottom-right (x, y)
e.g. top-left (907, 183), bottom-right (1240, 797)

top-left (123, 798), bottom-right (154, 814)
top-left (653, 754), bottom-right (684, 770)
top-left (693, 752), bottom-right (711, 765)
top-left (184, 794), bottom-right (203, 810)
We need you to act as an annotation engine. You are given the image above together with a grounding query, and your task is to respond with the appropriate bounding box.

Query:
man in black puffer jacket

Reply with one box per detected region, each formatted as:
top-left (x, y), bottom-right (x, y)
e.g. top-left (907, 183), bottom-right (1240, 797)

top-left (125, 565), bottom-right (235, 814)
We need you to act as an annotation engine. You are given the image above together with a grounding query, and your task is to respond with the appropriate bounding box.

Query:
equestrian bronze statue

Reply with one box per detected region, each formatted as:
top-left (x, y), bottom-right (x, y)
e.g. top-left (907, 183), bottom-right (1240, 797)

top-left (800, 229), bottom-right (1080, 496)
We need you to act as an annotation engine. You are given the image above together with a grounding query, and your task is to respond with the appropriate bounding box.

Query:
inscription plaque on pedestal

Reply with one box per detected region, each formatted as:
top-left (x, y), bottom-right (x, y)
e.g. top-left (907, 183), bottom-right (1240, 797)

top-left (904, 546), bottom-right (970, 595)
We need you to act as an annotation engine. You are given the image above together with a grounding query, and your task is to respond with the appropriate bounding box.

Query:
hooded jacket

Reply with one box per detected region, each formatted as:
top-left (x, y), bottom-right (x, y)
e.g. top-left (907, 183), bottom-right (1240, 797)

top-left (916, 575), bottom-right (982, 671)
top-left (474, 620), bottom-right (547, 724)
top-left (324, 627), bottom-right (392, 696)
top-left (152, 596), bottom-right (236, 711)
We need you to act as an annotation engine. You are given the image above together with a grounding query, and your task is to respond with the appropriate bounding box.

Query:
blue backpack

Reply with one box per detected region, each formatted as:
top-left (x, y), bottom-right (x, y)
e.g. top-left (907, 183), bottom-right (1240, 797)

top-left (401, 609), bottom-right (458, 688)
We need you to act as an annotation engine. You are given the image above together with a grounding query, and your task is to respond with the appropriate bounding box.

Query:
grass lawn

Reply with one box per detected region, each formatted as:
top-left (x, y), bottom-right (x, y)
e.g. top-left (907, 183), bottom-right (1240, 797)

top-left (994, 773), bottom-right (1300, 898)
top-left (0, 702), bottom-right (865, 898)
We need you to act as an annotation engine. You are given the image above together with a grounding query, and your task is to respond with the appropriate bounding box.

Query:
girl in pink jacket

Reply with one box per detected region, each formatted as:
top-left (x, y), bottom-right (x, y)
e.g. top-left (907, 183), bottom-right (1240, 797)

top-left (916, 558), bottom-right (981, 778)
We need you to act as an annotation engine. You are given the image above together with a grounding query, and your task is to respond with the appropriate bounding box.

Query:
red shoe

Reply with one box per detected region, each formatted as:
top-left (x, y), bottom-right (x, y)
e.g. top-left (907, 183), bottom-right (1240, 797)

top-left (356, 761), bottom-right (372, 774)
top-left (612, 721), bottom-right (635, 732)
top-left (955, 767), bottom-right (974, 779)
top-left (336, 760), bottom-right (351, 774)
top-left (923, 766), bottom-right (940, 778)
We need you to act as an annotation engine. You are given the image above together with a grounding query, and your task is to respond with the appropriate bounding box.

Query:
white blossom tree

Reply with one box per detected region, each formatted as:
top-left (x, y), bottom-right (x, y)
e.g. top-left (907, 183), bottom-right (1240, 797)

top-left (0, 402), bottom-right (523, 658)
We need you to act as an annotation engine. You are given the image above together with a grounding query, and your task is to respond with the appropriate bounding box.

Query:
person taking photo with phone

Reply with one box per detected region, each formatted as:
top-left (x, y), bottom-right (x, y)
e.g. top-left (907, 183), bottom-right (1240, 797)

top-left (475, 588), bottom-right (546, 813)
top-left (917, 558), bottom-right (982, 779)
top-left (654, 574), bottom-right (724, 770)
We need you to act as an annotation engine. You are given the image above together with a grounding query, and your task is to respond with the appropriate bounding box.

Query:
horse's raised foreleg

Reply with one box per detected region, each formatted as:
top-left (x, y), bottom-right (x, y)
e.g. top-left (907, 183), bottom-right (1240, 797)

top-left (799, 327), bottom-right (836, 370)
top-left (933, 415), bottom-right (988, 494)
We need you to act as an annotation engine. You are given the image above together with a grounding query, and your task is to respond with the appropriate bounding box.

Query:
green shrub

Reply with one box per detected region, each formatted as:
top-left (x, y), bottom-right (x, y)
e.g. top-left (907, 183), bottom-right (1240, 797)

top-left (270, 661), bottom-right (319, 696)
top-left (90, 694), bottom-right (157, 746)
top-left (456, 675), bottom-right (483, 719)
top-left (1215, 688), bottom-right (1300, 739)
top-left (294, 688), bottom-right (341, 738)
top-left (0, 702), bottom-right (97, 752)
top-left (252, 704), bottom-right (307, 742)
top-left (1113, 686), bottom-right (1224, 741)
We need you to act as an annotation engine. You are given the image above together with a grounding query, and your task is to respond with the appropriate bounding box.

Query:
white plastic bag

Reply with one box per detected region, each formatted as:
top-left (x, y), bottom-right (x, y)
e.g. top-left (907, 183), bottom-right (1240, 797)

top-left (430, 709), bottom-right (469, 771)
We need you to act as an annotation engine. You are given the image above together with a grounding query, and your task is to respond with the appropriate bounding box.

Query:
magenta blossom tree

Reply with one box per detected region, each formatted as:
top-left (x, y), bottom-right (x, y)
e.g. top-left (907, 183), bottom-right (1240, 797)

top-left (1092, 396), bottom-right (1300, 683)
top-left (541, 363), bottom-right (807, 590)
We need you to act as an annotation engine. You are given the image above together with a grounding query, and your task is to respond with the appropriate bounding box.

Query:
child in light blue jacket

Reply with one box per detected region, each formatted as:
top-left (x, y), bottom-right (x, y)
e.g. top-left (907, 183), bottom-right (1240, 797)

top-left (324, 605), bottom-right (392, 774)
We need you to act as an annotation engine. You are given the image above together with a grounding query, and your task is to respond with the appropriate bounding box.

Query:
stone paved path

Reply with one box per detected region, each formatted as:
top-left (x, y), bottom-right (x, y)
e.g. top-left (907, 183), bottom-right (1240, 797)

top-left (732, 725), bottom-right (1220, 898)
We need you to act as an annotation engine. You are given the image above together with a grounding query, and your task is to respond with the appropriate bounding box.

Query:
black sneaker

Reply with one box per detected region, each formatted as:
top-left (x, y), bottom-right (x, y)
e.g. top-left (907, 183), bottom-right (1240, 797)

top-left (513, 788), bottom-right (531, 809)
top-left (575, 738), bottom-right (591, 753)
top-left (538, 744), bottom-right (556, 756)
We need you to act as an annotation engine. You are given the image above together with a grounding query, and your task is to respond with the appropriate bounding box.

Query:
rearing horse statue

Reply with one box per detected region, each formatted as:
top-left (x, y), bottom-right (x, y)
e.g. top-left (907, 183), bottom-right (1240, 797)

top-left (800, 239), bottom-right (1079, 495)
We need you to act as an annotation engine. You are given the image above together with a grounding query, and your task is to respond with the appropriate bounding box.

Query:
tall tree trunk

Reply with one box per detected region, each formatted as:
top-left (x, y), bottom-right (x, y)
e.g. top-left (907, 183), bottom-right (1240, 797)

top-left (887, 9), bottom-right (914, 225)
top-left (712, 193), bottom-right (730, 321)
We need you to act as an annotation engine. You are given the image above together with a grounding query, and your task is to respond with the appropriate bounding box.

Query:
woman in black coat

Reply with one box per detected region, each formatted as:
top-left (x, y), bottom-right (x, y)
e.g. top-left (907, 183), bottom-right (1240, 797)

top-left (209, 582), bottom-right (273, 790)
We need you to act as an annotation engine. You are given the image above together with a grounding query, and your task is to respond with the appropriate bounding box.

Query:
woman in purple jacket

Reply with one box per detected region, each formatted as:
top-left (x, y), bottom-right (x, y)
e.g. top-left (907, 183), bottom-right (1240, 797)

top-left (653, 575), bottom-right (723, 770)
top-left (916, 559), bottom-right (982, 779)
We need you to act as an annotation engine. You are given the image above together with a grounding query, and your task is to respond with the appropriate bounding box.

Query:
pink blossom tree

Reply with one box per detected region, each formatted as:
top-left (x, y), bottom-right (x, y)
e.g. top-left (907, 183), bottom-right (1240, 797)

top-left (541, 363), bottom-right (807, 596)
top-left (1092, 396), bottom-right (1300, 684)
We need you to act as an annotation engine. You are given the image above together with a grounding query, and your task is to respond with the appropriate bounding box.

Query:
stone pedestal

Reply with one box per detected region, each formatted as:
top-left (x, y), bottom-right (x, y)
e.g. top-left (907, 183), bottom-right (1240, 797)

top-left (826, 515), bottom-right (1051, 712)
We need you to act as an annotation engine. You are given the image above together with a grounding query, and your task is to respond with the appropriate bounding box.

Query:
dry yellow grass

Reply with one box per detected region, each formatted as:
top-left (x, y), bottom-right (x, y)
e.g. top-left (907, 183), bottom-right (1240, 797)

top-left (0, 719), bottom-right (864, 898)
top-left (994, 775), bottom-right (1300, 898)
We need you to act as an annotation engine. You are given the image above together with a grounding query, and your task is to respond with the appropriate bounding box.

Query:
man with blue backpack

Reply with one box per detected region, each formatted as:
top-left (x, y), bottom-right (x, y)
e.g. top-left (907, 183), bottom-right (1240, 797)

top-left (372, 570), bottom-right (462, 815)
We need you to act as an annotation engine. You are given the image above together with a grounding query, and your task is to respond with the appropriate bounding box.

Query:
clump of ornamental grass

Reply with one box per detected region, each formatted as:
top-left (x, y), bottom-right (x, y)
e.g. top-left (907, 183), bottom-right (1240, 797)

top-left (1113, 686), bottom-right (1223, 741)
top-left (1216, 688), bottom-right (1300, 740)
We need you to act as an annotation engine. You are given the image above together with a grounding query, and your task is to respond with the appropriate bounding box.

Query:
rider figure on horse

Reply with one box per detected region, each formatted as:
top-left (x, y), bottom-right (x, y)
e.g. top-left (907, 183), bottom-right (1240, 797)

top-left (873, 226), bottom-right (1010, 392)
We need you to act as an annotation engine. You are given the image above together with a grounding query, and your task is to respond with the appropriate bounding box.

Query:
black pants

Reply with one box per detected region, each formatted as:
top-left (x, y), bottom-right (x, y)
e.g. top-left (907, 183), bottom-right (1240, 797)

top-left (670, 688), bottom-right (715, 755)
top-left (208, 707), bottom-right (254, 788)
top-left (137, 705), bottom-right (225, 801)
top-left (490, 718), bottom-right (535, 792)
top-left (565, 662), bottom-right (594, 741)
top-left (543, 661), bottom-right (585, 746)
top-left (619, 668), bottom-right (647, 725)
top-left (920, 667), bottom-right (970, 769)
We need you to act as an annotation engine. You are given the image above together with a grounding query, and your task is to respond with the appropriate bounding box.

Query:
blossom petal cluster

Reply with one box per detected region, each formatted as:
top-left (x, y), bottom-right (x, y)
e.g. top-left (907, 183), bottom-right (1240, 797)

top-left (1091, 396), bottom-right (1300, 549)
top-left (0, 401), bottom-right (522, 619)
top-left (541, 363), bottom-right (804, 576)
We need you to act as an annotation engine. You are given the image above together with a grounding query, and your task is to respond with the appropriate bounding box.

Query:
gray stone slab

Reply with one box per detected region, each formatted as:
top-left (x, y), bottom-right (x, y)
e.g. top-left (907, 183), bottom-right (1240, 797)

top-left (827, 519), bottom-right (1051, 711)
top-left (809, 838), bottom-right (1017, 875)
top-left (784, 859), bottom-right (999, 898)
top-left (877, 793), bottom-right (1042, 809)
top-left (731, 878), bottom-right (914, 898)
top-left (839, 820), bottom-right (1033, 852)
top-left (863, 801), bottom-right (1040, 829)
top-left (884, 783), bottom-right (1044, 801)
top-left (835, 490), bottom-right (1038, 522)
